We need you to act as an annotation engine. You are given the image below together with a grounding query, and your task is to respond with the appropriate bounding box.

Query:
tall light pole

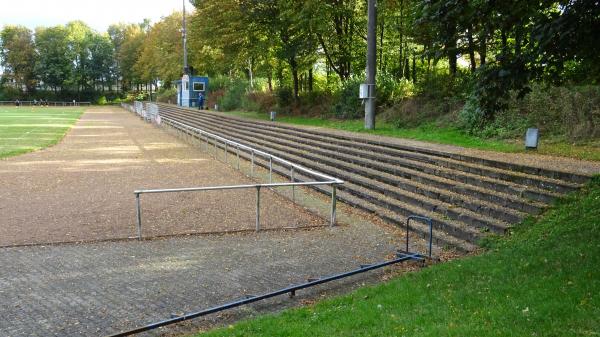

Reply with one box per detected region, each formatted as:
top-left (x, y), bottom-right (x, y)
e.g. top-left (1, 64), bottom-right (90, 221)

top-left (364, 0), bottom-right (377, 130)
top-left (182, 0), bottom-right (189, 74)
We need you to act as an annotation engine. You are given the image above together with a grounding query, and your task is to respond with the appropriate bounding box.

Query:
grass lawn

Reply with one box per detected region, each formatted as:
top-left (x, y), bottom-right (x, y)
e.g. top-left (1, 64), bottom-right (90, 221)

top-left (195, 176), bottom-right (600, 336)
top-left (220, 110), bottom-right (600, 161)
top-left (0, 106), bottom-right (84, 159)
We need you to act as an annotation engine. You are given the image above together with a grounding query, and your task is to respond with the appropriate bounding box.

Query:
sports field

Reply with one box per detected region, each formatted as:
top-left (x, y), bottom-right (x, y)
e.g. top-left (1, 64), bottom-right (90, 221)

top-left (0, 106), bottom-right (84, 158)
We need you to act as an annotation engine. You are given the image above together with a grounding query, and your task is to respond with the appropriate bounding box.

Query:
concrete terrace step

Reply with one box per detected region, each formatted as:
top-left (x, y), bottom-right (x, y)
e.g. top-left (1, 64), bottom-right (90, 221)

top-left (173, 108), bottom-right (580, 194)
top-left (160, 113), bottom-right (511, 240)
top-left (157, 104), bottom-right (590, 186)
top-left (160, 109), bottom-right (558, 207)
top-left (152, 104), bottom-right (589, 251)
top-left (173, 133), bottom-right (480, 253)
top-left (164, 111), bottom-right (521, 230)
top-left (162, 104), bottom-right (590, 185)
top-left (158, 107), bottom-right (575, 200)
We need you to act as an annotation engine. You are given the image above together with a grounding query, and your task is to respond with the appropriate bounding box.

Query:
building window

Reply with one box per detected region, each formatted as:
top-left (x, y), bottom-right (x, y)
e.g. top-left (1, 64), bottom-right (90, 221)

top-left (193, 82), bottom-right (205, 91)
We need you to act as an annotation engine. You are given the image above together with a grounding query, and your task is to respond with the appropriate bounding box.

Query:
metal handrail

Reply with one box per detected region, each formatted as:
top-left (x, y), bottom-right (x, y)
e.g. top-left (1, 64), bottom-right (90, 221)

top-left (106, 251), bottom-right (423, 336)
top-left (406, 215), bottom-right (434, 258)
top-left (126, 101), bottom-right (344, 239)
top-left (161, 116), bottom-right (343, 184)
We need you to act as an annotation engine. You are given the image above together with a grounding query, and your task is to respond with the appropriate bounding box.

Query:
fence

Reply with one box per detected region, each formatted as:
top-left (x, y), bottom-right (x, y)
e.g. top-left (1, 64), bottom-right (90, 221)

top-left (0, 100), bottom-right (91, 106)
top-left (123, 101), bottom-right (343, 239)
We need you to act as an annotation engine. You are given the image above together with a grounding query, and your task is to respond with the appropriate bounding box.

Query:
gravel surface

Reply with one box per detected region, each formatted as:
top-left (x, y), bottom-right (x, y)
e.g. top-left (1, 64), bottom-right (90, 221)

top-left (0, 107), bottom-right (323, 246)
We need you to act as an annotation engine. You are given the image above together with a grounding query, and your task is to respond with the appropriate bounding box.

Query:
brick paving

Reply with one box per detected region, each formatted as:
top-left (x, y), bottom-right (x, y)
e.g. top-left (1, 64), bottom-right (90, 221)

top-left (0, 225), bottom-right (405, 336)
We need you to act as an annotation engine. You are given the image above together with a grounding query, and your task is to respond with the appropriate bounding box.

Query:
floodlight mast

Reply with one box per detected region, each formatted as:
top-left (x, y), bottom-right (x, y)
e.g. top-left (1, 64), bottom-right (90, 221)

top-left (364, 0), bottom-right (377, 130)
top-left (182, 0), bottom-right (189, 74)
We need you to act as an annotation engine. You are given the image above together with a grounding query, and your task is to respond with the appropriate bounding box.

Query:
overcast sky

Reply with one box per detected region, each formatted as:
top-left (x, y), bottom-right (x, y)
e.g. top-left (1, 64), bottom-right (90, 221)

top-left (0, 0), bottom-right (191, 33)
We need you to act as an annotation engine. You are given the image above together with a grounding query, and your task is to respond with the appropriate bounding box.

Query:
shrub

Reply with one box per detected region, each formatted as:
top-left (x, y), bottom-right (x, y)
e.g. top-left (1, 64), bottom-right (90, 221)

top-left (218, 79), bottom-right (248, 111)
top-left (332, 77), bottom-right (362, 119)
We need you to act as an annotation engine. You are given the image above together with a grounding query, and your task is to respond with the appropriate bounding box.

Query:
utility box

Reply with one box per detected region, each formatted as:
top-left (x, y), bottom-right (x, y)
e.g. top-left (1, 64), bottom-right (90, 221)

top-left (270, 111), bottom-right (276, 121)
top-left (359, 83), bottom-right (370, 99)
top-left (525, 128), bottom-right (539, 149)
top-left (174, 74), bottom-right (209, 107)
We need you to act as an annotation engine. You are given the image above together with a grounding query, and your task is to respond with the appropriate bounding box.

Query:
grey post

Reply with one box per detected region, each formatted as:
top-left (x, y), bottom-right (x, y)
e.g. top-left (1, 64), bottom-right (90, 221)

top-left (237, 145), bottom-right (240, 169)
top-left (255, 186), bottom-right (261, 231)
top-left (214, 137), bottom-right (217, 158)
top-left (225, 142), bottom-right (228, 163)
top-left (251, 150), bottom-right (255, 176)
top-left (205, 135), bottom-right (208, 151)
top-left (364, 0), bottom-right (377, 130)
top-left (290, 167), bottom-right (295, 203)
top-left (330, 185), bottom-right (337, 226)
top-left (135, 193), bottom-right (142, 240)
top-left (269, 156), bottom-right (273, 183)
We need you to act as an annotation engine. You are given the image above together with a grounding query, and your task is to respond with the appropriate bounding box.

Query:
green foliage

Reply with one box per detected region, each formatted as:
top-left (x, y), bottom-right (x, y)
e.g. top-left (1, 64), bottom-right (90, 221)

top-left (332, 77), bottom-right (362, 119)
top-left (97, 96), bottom-right (108, 105)
top-left (275, 87), bottom-right (294, 113)
top-left (218, 79), bottom-right (250, 111)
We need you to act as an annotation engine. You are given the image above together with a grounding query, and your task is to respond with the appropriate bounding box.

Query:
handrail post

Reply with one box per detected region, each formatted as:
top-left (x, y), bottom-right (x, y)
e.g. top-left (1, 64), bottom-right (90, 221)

top-left (255, 186), bottom-right (261, 231)
top-left (237, 146), bottom-right (240, 170)
top-left (269, 156), bottom-right (273, 183)
top-left (251, 150), bottom-right (255, 177)
top-left (290, 167), bottom-right (295, 203)
top-left (225, 142), bottom-right (228, 163)
top-left (214, 137), bottom-right (217, 158)
top-left (330, 185), bottom-right (337, 226)
top-left (135, 193), bottom-right (142, 240)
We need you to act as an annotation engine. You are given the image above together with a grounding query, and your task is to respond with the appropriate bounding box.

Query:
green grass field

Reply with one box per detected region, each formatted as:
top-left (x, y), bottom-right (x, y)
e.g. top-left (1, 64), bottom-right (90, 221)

top-left (0, 106), bottom-right (84, 159)
top-left (195, 177), bottom-right (600, 336)
top-left (222, 111), bottom-right (600, 161)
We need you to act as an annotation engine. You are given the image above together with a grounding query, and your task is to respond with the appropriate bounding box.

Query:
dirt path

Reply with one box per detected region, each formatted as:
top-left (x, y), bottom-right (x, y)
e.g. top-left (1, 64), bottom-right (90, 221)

top-left (0, 107), bottom-right (323, 246)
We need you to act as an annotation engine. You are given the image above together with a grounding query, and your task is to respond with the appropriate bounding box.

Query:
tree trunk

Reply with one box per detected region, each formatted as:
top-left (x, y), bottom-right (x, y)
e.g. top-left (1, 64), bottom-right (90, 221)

top-left (412, 55), bottom-right (416, 82)
top-left (480, 32), bottom-right (487, 66)
top-left (308, 68), bottom-right (313, 92)
top-left (290, 57), bottom-right (299, 99)
top-left (447, 38), bottom-right (457, 76)
top-left (467, 27), bottom-right (476, 73)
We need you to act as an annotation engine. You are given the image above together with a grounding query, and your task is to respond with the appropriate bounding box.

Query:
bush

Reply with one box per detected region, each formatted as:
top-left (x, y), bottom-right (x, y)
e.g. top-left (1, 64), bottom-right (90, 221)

top-left (218, 79), bottom-right (249, 111)
top-left (244, 91), bottom-right (276, 113)
top-left (460, 83), bottom-right (600, 140)
top-left (332, 77), bottom-right (362, 119)
top-left (97, 96), bottom-right (108, 105)
top-left (275, 87), bottom-right (294, 113)
top-left (156, 87), bottom-right (177, 103)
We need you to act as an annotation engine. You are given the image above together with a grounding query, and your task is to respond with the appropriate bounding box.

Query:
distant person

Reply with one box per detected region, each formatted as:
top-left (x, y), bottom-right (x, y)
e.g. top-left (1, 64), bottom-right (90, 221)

top-left (33, 99), bottom-right (37, 106)
top-left (15, 99), bottom-right (20, 107)
top-left (197, 94), bottom-right (205, 110)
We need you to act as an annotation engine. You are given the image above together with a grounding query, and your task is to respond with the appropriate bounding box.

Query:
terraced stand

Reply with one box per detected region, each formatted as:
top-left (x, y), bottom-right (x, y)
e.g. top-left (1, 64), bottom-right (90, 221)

top-left (152, 103), bottom-right (591, 252)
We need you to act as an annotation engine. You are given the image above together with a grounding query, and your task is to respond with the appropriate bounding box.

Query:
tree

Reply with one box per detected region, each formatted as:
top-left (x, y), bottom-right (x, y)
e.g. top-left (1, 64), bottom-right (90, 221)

top-left (0, 26), bottom-right (37, 92)
top-left (135, 12), bottom-right (186, 89)
top-left (117, 24), bottom-right (145, 91)
top-left (35, 26), bottom-right (73, 92)
top-left (240, 0), bottom-right (317, 98)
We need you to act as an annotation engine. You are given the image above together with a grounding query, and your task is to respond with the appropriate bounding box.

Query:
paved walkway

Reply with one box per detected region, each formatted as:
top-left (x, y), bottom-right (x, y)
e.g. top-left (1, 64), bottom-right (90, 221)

top-left (0, 224), bottom-right (405, 336)
top-left (0, 107), bottom-right (418, 336)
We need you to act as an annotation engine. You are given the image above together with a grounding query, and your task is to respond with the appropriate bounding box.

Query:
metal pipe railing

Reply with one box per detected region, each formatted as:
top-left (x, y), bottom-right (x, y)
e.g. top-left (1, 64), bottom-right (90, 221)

top-left (106, 251), bottom-right (423, 337)
top-left (161, 115), bottom-right (343, 184)
top-left (134, 181), bottom-right (340, 239)
top-left (124, 102), bottom-right (344, 239)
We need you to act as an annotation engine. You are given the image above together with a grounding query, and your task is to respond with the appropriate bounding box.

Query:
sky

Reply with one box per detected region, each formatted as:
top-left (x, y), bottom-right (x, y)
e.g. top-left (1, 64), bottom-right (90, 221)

top-left (0, 0), bottom-right (191, 33)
